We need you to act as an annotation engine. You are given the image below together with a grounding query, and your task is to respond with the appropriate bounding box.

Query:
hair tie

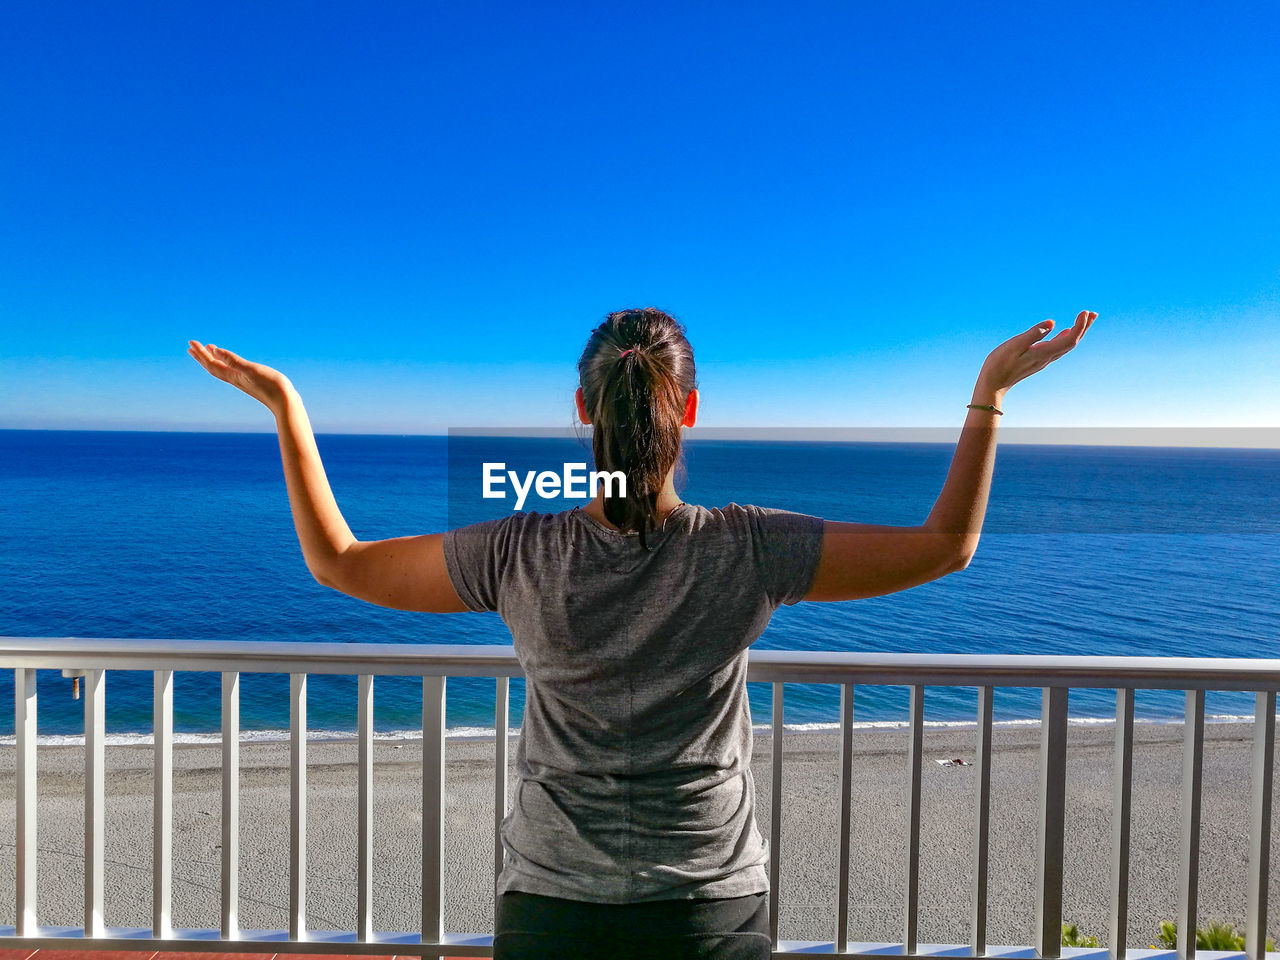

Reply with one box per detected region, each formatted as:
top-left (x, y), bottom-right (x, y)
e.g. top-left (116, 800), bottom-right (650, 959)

top-left (619, 348), bottom-right (635, 358)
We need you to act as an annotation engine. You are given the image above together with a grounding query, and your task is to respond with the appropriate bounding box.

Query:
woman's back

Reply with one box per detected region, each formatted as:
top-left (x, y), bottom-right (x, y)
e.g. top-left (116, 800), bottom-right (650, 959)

top-left (445, 501), bottom-right (824, 901)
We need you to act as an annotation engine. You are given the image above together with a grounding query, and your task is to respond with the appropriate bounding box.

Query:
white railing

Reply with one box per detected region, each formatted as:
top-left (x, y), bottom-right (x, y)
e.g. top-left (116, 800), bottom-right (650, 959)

top-left (0, 637), bottom-right (1277, 959)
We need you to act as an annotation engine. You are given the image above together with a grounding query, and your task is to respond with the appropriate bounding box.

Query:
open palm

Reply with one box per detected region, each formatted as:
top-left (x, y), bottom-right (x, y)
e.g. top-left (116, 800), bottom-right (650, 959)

top-left (188, 341), bottom-right (291, 409)
top-left (979, 310), bottom-right (1096, 395)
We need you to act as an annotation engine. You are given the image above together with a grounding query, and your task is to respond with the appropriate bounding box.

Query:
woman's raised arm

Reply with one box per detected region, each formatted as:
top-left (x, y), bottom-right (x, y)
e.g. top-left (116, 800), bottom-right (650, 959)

top-left (187, 342), bottom-right (467, 613)
top-left (803, 310), bottom-right (1096, 602)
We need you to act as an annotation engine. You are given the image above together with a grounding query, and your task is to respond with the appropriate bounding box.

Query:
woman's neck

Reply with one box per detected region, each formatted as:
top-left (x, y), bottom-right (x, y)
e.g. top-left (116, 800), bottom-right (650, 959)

top-left (582, 474), bottom-right (683, 530)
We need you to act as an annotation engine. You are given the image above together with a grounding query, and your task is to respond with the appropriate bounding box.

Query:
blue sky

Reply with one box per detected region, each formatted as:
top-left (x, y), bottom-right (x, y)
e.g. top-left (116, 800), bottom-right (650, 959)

top-left (2, 1), bottom-right (1277, 435)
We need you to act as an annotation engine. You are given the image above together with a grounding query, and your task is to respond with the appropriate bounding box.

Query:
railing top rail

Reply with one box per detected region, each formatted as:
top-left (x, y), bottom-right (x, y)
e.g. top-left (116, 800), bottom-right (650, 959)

top-left (1, 637), bottom-right (1278, 689)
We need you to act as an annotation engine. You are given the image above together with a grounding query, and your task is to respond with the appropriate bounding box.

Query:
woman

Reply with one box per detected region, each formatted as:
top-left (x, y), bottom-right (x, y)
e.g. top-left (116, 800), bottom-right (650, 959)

top-left (188, 306), bottom-right (1094, 959)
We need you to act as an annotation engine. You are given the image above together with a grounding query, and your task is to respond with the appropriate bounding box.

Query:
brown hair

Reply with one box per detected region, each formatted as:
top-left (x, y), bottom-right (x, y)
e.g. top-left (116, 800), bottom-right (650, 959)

top-left (577, 307), bottom-right (697, 550)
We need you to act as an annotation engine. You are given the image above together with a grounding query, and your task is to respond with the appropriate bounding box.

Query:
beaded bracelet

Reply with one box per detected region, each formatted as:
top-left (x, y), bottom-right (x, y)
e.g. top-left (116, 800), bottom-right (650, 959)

top-left (966, 403), bottom-right (1004, 416)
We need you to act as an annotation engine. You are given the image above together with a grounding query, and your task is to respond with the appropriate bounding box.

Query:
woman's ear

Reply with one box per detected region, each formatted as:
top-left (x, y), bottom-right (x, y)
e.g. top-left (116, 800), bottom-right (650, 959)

top-left (574, 386), bottom-right (591, 425)
top-left (681, 388), bottom-right (699, 428)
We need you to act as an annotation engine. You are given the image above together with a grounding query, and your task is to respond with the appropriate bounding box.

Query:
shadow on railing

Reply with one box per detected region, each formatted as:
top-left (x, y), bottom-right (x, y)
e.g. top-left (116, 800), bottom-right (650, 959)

top-left (0, 638), bottom-right (1277, 959)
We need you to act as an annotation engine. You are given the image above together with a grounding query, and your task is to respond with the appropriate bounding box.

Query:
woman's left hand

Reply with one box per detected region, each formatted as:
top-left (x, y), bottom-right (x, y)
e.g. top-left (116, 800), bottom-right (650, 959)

top-left (188, 341), bottom-right (293, 411)
top-left (974, 310), bottom-right (1096, 400)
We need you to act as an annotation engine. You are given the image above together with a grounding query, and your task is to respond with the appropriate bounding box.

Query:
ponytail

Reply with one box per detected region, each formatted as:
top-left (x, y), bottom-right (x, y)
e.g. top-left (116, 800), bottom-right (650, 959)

top-left (577, 308), bottom-right (696, 550)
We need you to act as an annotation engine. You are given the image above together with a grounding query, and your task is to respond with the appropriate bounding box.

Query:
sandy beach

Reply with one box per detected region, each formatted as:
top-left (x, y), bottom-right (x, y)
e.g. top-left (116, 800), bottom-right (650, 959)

top-left (0, 720), bottom-right (1274, 948)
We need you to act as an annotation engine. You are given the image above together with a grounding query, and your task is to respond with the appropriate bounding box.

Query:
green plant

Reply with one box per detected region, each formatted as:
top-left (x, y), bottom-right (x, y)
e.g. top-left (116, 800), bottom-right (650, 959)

top-left (1153, 921), bottom-right (1275, 952)
top-left (1062, 922), bottom-right (1099, 948)
top-left (1199, 922), bottom-right (1246, 950)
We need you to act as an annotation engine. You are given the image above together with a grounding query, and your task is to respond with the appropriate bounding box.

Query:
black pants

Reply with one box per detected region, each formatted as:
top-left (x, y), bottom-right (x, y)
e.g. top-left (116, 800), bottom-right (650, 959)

top-left (494, 890), bottom-right (771, 959)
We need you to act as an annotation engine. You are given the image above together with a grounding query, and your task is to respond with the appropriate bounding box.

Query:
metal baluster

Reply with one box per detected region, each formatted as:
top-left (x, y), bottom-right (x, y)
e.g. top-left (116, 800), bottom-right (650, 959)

top-left (837, 683), bottom-right (854, 953)
top-left (84, 668), bottom-right (106, 937)
top-left (15, 668), bottom-right (38, 937)
top-left (904, 685), bottom-right (924, 954)
top-left (770, 682), bottom-right (784, 949)
top-left (423, 676), bottom-right (446, 945)
top-left (1035, 686), bottom-right (1068, 960)
top-left (495, 676), bottom-right (510, 901)
top-left (1245, 691), bottom-right (1275, 960)
top-left (290, 673), bottom-right (308, 941)
top-left (221, 671), bottom-right (239, 938)
top-left (357, 674), bottom-right (374, 941)
top-left (1109, 688), bottom-right (1135, 959)
top-left (153, 669), bottom-right (174, 937)
top-left (1177, 689), bottom-right (1205, 960)
top-left (971, 686), bottom-right (994, 957)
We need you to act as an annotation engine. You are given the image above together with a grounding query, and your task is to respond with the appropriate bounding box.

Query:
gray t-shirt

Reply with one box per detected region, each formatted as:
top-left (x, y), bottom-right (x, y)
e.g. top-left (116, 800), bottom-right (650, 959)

top-left (442, 501), bottom-right (826, 903)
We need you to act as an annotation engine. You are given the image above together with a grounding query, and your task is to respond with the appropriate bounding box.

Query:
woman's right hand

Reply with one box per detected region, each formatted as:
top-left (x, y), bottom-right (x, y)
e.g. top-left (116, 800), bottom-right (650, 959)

top-left (188, 341), bottom-right (294, 412)
top-left (975, 310), bottom-right (1097, 399)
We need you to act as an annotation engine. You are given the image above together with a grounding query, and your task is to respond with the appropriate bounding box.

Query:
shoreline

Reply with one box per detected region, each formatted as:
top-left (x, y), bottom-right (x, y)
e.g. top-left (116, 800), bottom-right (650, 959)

top-left (0, 720), bottom-right (1274, 946)
top-left (0, 710), bottom-right (1266, 749)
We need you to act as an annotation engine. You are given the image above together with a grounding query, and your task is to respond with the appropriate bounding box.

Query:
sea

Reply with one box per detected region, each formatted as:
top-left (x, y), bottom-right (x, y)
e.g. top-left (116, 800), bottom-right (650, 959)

top-left (0, 429), bottom-right (1276, 745)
